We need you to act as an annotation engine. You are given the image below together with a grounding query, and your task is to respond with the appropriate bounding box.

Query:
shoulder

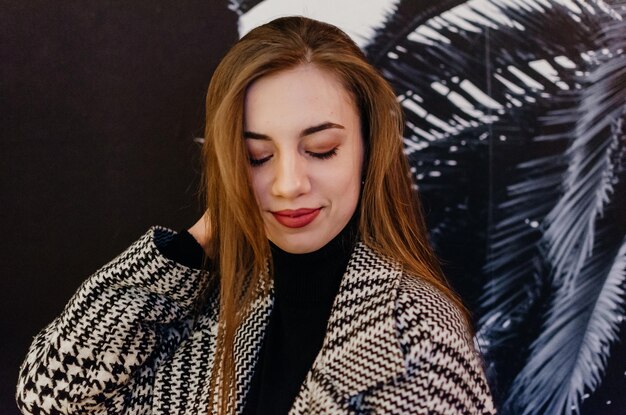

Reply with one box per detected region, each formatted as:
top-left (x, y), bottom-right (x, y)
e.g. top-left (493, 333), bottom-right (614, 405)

top-left (355, 242), bottom-right (481, 369)
top-left (106, 225), bottom-right (182, 271)
top-left (395, 273), bottom-right (473, 351)
top-left (353, 242), bottom-right (473, 349)
top-left (394, 272), bottom-right (478, 367)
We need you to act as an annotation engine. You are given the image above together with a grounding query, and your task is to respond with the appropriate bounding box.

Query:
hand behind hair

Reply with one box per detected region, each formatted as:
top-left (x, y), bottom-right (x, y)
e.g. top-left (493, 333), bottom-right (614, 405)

top-left (188, 211), bottom-right (211, 255)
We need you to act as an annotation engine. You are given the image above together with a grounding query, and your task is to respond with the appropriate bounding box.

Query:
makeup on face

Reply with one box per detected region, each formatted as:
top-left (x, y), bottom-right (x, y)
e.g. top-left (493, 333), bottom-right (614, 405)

top-left (243, 64), bottom-right (364, 254)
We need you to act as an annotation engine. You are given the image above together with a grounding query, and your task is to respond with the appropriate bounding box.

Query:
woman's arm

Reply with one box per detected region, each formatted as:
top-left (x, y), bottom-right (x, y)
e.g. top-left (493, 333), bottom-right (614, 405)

top-left (16, 226), bottom-right (209, 414)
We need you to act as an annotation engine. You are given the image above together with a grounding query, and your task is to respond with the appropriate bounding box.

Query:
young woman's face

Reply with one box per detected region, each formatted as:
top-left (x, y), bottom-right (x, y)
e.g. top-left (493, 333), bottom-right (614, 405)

top-left (244, 64), bottom-right (364, 254)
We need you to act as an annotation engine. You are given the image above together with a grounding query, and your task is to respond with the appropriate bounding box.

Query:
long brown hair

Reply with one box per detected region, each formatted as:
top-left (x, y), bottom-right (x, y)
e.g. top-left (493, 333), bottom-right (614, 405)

top-left (200, 15), bottom-right (468, 414)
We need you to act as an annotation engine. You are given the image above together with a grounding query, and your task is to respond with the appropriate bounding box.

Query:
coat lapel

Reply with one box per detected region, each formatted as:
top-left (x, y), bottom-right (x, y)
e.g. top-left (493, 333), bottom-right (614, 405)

top-left (231, 242), bottom-right (406, 413)
top-left (233, 272), bottom-right (274, 414)
top-left (298, 242), bottom-right (406, 405)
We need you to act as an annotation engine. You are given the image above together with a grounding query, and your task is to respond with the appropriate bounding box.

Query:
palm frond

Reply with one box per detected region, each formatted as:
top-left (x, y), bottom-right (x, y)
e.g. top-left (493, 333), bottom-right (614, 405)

top-left (506, 226), bottom-right (626, 415)
top-left (371, 0), bottom-right (602, 295)
top-left (541, 18), bottom-right (626, 288)
top-left (365, 0), bottom-right (467, 66)
top-left (366, 0), bottom-right (626, 409)
top-left (373, 0), bottom-right (603, 152)
top-left (477, 153), bottom-right (560, 340)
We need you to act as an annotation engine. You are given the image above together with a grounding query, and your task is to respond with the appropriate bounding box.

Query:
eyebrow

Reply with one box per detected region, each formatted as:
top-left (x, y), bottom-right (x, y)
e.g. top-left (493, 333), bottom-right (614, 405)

top-left (243, 122), bottom-right (345, 140)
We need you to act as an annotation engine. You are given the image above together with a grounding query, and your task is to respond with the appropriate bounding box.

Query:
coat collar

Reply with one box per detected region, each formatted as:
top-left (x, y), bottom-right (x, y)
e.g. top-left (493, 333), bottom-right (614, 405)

top-left (233, 240), bottom-right (406, 408)
top-left (309, 241), bottom-right (406, 396)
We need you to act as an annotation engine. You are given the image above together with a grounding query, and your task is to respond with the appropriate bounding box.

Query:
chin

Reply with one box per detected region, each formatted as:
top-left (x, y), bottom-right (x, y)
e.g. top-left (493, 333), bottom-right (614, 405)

top-left (271, 232), bottom-right (328, 254)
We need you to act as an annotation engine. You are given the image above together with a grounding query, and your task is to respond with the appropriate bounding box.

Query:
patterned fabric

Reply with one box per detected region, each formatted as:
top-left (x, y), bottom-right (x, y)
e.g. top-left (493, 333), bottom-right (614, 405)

top-left (16, 226), bottom-right (496, 414)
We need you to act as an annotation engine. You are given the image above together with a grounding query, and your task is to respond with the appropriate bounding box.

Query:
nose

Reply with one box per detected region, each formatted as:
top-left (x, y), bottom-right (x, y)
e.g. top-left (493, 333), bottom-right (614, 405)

top-left (271, 152), bottom-right (311, 199)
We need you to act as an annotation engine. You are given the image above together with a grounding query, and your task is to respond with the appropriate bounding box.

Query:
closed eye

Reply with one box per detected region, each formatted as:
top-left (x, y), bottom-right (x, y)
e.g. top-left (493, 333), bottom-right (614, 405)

top-left (249, 147), bottom-right (338, 167)
top-left (307, 147), bottom-right (338, 160)
top-left (249, 155), bottom-right (272, 167)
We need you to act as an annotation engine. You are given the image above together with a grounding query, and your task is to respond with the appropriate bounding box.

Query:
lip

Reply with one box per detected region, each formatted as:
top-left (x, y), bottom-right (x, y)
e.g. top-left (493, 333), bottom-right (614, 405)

top-left (271, 208), bottom-right (322, 228)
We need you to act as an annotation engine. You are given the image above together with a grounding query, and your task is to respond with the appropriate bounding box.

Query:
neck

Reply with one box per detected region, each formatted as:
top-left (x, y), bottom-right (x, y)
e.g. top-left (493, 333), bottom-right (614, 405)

top-left (269, 213), bottom-right (359, 306)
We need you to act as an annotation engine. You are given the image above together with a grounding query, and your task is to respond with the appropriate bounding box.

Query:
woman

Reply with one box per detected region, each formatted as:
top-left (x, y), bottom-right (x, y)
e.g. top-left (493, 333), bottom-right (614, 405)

top-left (16, 16), bottom-right (496, 414)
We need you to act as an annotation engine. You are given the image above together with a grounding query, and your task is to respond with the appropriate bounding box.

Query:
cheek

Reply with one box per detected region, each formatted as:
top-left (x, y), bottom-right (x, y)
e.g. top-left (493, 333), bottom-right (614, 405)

top-left (317, 159), bottom-right (362, 199)
top-left (249, 169), bottom-right (269, 206)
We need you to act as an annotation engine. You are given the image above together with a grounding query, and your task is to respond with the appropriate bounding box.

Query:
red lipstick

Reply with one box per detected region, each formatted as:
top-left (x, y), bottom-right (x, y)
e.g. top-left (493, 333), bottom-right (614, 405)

top-left (272, 208), bottom-right (321, 228)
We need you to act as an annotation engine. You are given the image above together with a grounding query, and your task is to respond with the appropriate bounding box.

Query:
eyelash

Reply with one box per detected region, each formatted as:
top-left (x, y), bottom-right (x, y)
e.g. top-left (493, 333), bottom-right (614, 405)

top-left (249, 147), bottom-right (338, 167)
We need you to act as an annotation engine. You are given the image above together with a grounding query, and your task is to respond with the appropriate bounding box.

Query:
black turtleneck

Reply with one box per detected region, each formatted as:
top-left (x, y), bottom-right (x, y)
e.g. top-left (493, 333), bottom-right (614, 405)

top-left (157, 228), bottom-right (206, 269)
top-left (244, 215), bottom-right (359, 414)
top-left (157, 215), bottom-right (359, 414)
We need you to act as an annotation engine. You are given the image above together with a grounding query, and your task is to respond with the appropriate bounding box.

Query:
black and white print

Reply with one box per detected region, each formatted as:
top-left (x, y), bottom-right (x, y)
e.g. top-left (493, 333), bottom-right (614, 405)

top-left (16, 226), bottom-right (495, 414)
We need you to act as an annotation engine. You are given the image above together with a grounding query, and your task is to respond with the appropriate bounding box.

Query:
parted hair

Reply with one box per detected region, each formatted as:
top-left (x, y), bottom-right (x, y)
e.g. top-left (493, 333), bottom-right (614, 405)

top-left (199, 15), bottom-right (468, 414)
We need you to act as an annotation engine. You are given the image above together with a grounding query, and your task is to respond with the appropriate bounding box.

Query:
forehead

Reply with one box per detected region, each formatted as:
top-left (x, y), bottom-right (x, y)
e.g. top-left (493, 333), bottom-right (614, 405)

top-left (243, 65), bottom-right (358, 129)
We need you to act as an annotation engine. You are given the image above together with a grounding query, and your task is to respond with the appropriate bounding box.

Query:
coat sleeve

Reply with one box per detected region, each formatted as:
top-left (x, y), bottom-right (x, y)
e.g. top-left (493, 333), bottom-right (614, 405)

top-left (363, 277), bottom-right (497, 415)
top-left (15, 226), bottom-right (209, 414)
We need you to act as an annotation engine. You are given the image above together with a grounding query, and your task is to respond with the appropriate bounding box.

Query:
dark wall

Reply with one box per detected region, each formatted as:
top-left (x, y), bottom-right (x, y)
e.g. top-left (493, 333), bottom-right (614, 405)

top-left (1, 1), bottom-right (238, 413)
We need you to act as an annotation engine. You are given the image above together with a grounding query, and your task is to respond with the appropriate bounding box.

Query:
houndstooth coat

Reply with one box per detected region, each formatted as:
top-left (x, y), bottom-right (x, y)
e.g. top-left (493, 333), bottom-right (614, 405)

top-left (16, 226), bottom-right (496, 414)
